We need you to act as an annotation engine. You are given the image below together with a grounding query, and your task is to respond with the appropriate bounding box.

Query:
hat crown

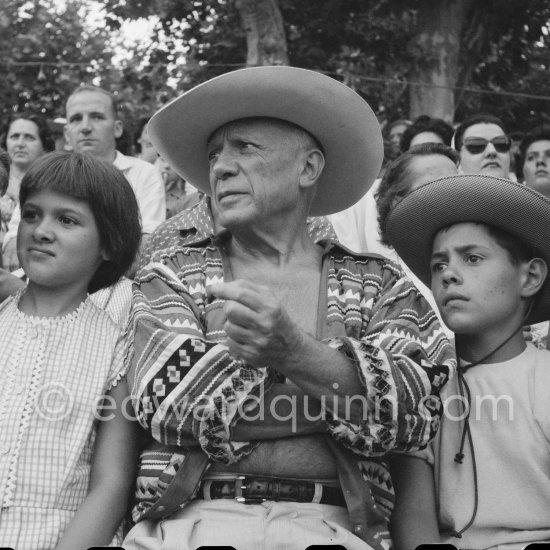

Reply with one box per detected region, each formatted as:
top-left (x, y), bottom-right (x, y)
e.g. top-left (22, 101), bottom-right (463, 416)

top-left (148, 66), bottom-right (383, 216)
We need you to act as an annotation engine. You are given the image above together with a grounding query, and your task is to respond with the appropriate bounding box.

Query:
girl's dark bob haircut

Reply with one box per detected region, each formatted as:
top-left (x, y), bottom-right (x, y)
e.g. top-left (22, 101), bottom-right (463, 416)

top-left (19, 151), bottom-right (142, 293)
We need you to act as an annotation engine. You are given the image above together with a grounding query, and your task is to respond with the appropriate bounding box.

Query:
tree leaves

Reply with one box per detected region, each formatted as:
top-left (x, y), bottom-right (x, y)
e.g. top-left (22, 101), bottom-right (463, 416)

top-left (0, 0), bottom-right (113, 118)
top-left (1, 0), bottom-right (549, 134)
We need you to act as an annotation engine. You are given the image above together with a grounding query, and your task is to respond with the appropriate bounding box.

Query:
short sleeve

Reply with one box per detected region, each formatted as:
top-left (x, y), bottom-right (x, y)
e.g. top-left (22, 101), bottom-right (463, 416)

top-left (90, 277), bottom-right (133, 328)
top-left (104, 331), bottom-right (128, 391)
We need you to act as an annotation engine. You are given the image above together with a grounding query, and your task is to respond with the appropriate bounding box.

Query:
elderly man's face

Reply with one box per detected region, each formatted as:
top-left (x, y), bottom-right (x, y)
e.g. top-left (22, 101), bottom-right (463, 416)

top-left (64, 90), bottom-right (122, 162)
top-left (207, 118), bottom-right (312, 228)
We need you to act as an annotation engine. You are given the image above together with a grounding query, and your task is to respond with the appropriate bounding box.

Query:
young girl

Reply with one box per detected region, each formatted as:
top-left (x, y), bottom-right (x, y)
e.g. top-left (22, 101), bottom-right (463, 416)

top-left (0, 151), bottom-right (142, 549)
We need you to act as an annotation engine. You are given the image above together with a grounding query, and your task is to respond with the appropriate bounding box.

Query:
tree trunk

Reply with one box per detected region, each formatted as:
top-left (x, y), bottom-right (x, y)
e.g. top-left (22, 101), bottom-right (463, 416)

top-left (235, 0), bottom-right (289, 67)
top-left (409, 0), bottom-right (472, 122)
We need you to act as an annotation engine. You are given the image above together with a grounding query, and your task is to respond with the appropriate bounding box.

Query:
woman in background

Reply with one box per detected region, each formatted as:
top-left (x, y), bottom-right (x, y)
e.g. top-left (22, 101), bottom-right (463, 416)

top-left (0, 113), bottom-right (55, 246)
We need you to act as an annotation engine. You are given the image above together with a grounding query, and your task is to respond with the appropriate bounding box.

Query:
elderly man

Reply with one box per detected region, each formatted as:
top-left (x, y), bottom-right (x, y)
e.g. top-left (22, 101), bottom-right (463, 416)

top-left (2, 85), bottom-right (165, 272)
top-left (123, 67), bottom-right (455, 550)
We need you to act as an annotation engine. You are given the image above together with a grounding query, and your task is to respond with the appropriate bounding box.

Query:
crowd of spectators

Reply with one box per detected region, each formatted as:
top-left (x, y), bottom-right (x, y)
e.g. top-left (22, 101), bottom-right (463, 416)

top-left (0, 72), bottom-right (549, 550)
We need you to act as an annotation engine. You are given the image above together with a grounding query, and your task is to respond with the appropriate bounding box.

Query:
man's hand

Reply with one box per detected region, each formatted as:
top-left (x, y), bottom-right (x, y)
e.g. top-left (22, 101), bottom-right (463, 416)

top-left (208, 280), bottom-right (365, 424)
top-left (207, 280), bottom-right (304, 367)
top-left (2, 239), bottom-right (20, 271)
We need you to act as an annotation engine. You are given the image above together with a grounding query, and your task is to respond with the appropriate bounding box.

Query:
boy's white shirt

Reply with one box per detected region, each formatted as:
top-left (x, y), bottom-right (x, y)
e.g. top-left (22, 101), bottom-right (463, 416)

top-left (415, 343), bottom-right (550, 549)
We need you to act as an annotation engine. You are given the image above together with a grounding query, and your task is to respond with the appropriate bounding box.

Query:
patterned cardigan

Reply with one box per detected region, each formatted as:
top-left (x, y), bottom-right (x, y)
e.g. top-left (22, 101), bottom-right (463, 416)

top-left (125, 237), bottom-right (455, 547)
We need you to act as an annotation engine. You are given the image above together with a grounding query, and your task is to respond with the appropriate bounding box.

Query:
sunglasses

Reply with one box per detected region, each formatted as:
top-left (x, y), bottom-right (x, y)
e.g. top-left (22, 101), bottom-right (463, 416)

top-left (462, 136), bottom-right (511, 155)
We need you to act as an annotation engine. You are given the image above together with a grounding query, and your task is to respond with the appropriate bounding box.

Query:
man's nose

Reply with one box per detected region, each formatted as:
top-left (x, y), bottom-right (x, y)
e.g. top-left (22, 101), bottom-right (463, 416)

top-left (80, 116), bottom-right (92, 132)
top-left (211, 150), bottom-right (238, 180)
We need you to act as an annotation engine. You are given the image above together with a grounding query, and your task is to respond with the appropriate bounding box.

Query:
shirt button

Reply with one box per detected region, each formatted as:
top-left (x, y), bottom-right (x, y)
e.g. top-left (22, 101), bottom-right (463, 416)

top-left (353, 524), bottom-right (363, 534)
top-left (157, 505), bottom-right (165, 512)
top-left (14, 384), bottom-right (25, 395)
top-left (0, 445), bottom-right (11, 455)
top-left (29, 327), bottom-right (40, 339)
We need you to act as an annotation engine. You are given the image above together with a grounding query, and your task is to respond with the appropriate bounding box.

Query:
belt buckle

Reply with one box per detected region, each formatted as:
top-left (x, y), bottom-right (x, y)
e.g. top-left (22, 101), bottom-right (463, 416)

top-left (234, 475), bottom-right (266, 505)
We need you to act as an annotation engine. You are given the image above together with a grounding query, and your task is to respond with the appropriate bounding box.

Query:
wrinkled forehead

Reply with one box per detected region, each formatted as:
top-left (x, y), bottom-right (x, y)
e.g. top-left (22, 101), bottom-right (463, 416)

top-left (8, 118), bottom-right (40, 135)
top-left (207, 116), bottom-right (320, 150)
top-left (66, 90), bottom-right (116, 118)
top-left (209, 116), bottom-right (297, 140)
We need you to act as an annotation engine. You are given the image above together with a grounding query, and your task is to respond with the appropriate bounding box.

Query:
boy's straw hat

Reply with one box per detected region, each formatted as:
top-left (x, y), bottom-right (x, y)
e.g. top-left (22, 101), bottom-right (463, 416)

top-left (148, 66), bottom-right (383, 216)
top-left (386, 174), bottom-right (550, 324)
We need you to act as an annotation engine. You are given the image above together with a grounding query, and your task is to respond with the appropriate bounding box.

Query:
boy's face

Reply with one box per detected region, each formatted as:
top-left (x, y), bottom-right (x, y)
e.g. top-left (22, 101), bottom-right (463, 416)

top-left (430, 222), bottom-right (528, 336)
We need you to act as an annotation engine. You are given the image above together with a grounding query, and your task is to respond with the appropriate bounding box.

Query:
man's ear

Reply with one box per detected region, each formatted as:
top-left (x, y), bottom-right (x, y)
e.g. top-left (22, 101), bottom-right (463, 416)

top-left (520, 257), bottom-right (548, 298)
top-left (63, 125), bottom-right (73, 151)
top-left (298, 149), bottom-right (325, 190)
top-left (114, 119), bottom-right (124, 140)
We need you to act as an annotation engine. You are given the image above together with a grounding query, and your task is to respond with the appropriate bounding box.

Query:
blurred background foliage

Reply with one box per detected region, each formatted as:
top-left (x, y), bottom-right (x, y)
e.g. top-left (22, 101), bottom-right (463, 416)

top-left (1, 0), bottom-right (549, 143)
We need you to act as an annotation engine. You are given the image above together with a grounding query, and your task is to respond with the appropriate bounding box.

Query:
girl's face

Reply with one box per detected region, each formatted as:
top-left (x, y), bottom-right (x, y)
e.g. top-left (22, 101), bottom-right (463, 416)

top-left (17, 189), bottom-right (108, 294)
top-left (6, 119), bottom-right (46, 170)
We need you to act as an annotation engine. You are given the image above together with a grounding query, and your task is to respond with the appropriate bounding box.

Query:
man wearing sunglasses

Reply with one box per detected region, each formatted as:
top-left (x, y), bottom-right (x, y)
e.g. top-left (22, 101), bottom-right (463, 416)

top-left (453, 113), bottom-right (511, 179)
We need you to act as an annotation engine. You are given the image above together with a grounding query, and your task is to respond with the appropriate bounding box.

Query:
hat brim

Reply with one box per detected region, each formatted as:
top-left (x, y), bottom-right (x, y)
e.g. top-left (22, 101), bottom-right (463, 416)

top-left (386, 174), bottom-right (550, 325)
top-left (148, 66), bottom-right (383, 216)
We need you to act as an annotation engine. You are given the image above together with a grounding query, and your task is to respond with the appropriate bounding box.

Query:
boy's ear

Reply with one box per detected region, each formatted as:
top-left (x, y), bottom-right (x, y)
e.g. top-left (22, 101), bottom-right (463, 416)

top-left (520, 257), bottom-right (548, 298)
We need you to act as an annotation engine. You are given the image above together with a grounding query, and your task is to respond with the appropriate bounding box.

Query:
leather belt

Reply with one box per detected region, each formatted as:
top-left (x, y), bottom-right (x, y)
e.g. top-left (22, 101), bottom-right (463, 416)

top-left (197, 476), bottom-right (347, 507)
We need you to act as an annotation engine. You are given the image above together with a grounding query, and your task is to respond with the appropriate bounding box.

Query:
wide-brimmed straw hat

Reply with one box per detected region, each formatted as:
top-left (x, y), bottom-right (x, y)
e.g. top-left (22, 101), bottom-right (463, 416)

top-left (147, 66), bottom-right (383, 216)
top-left (386, 174), bottom-right (550, 325)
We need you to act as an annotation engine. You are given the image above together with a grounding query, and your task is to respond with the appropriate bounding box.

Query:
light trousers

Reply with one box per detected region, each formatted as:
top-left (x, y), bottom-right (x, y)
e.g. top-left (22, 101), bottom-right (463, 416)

top-left (123, 499), bottom-right (375, 550)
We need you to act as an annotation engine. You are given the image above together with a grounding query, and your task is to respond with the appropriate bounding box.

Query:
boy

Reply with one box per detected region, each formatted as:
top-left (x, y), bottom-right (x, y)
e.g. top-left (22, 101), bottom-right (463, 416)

top-left (385, 173), bottom-right (550, 550)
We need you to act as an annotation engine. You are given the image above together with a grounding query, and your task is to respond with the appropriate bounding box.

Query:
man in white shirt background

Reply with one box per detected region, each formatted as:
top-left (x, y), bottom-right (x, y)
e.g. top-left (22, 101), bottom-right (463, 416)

top-left (2, 85), bottom-right (166, 271)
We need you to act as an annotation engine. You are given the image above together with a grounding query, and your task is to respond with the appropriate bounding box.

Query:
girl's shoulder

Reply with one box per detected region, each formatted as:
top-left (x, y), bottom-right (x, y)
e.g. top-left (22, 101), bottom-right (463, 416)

top-left (89, 277), bottom-right (133, 329)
